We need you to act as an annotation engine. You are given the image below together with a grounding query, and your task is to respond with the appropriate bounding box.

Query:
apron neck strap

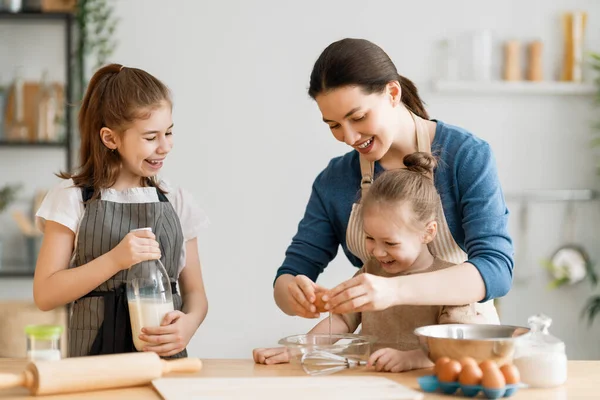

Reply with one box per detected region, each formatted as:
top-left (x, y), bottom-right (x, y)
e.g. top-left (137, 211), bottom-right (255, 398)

top-left (359, 154), bottom-right (374, 195)
top-left (411, 111), bottom-right (431, 154)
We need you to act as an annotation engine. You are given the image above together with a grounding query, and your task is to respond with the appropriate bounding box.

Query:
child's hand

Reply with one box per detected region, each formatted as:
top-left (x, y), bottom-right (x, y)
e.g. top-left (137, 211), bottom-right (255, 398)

top-left (287, 275), bottom-right (326, 319)
top-left (138, 310), bottom-right (195, 357)
top-left (322, 273), bottom-right (395, 314)
top-left (109, 230), bottom-right (161, 271)
top-left (368, 348), bottom-right (417, 373)
top-left (252, 347), bottom-right (290, 365)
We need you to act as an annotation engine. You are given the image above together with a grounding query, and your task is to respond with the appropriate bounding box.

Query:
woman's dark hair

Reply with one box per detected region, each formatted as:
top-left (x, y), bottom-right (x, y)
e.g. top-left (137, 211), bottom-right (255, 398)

top-left (308, 38), bottom-right (428, 119)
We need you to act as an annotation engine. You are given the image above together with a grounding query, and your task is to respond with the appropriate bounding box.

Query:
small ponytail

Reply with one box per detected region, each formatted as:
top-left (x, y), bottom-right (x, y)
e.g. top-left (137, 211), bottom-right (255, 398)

top-left (362, 152), bottom-right (440, 225)
top-left (403, 152), bottom-right (437, 179)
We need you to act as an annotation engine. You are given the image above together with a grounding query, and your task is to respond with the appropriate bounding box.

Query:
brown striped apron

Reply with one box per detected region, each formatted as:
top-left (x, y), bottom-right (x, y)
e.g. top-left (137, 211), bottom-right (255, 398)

top-left (69, 186), bottom-right (188, 358)
top-left (346, 112), bottom-right (499, 323)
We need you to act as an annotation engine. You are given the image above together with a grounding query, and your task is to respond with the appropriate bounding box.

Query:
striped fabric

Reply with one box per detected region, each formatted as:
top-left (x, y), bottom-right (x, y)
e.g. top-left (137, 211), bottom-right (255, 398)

top-left (70, 191), bottom-right (186, 358)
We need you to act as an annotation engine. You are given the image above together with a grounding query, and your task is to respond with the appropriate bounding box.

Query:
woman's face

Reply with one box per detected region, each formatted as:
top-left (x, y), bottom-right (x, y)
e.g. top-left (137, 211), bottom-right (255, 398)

top-left (315, 83), bottom-right (400, 162)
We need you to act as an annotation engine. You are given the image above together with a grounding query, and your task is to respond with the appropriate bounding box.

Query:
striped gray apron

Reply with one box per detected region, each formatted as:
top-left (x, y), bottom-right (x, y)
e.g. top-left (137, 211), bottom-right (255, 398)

top-left (346, 112), bottom-right (500, 323)
top-left (69, 186), bottom-right (188, 358)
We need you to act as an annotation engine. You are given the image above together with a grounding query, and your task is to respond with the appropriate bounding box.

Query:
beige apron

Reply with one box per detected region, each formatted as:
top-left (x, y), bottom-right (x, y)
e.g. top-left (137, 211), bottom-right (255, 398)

top-left (345, 111), bottom-right (499, 323)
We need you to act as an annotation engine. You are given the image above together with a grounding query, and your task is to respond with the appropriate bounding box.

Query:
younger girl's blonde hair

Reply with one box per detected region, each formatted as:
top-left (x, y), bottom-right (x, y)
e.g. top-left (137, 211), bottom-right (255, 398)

top-left (361, 152), bottom-right (439, 228)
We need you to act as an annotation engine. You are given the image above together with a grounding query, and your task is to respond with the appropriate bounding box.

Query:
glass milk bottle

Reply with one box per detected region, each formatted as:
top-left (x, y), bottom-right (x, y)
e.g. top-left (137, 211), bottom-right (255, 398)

top-left (126, 228), bottom-right (174, 351)
top-left (513, 313), bottom-right (567, 388)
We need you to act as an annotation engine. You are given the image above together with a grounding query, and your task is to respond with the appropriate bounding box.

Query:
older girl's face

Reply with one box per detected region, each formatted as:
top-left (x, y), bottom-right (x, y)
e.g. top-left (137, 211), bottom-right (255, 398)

top-left (120, 103), bottom-right (174, 180)
top-left (315, 83), bottom-right (400, 162)
top-left (101, 101), bottom-right (174, 185)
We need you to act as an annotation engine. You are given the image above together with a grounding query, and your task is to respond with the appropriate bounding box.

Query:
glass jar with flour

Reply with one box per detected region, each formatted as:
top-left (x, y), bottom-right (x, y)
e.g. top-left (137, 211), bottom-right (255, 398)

top-left (513, 313), bottom-right (567, 388)
top-left (126, 228), bottom-right (174, 351)
top-left (25, 324), bottom-right (63, 361)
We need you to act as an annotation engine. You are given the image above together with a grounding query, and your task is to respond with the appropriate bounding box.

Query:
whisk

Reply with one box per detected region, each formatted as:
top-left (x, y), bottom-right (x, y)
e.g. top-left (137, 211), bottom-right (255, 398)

top-left (301, 350), bottom-right (367, 376)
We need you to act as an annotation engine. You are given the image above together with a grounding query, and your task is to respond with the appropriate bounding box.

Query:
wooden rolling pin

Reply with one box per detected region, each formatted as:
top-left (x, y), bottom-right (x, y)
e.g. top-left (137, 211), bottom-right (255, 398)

top-left (0, 352), bottom-right (202, 396)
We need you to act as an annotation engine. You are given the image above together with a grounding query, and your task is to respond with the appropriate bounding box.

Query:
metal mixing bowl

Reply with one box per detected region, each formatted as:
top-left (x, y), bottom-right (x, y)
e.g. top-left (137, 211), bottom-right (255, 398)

top-left (414, 324), bottom-right (530, 365)
top-left (278, 333), bottom-right (376, 364)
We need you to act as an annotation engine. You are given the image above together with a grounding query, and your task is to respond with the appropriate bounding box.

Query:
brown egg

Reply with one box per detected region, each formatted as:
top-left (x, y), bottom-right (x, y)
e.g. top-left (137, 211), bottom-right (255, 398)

top-left (500, 364), bottom-right (521, 384)
top-left (458, 364), bottom-right (483, 386)
top-left (482, 364), bottom-right (506, 389)
top-left (479, 360), bottom-right (498, 371)
top-left (438, 360), bottom-right (462, 383)
top-left (458, 356), bottom-right (478, 369)
top-left (313, 290), bottom-right (328, 313)
top-left (433, 357), bottom-right (451, 375)
top-left (313, 296), bottom-right (327, 313)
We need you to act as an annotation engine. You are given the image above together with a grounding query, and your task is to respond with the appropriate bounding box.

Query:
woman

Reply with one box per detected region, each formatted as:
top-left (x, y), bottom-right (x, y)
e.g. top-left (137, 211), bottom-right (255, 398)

top-left (274, 38), bottom-right (513, 318)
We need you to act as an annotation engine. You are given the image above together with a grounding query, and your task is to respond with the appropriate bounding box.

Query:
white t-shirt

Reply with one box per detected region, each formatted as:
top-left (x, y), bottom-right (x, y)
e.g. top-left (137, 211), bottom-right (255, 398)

top-left (35, 179), bottom-right (209, 274)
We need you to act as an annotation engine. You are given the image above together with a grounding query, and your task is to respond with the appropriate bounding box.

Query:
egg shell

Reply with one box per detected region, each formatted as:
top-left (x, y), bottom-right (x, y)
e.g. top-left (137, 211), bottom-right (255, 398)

top-left (433, 357), bottom-right (451, 375)
top-left (479, 359), bottom-right (498, 371)
top-left (458, 364), bottom-right (483, 386)
top-left (482, 364), bottom-right (506, 389)
top-left (438, 360), bottom-right (462, 383)
top-left (500, 364), bottom-right (521, 384)
top-left (313, 290), bottom-right (328, 313)
top-left (458, 356), bottom-right (478, 369)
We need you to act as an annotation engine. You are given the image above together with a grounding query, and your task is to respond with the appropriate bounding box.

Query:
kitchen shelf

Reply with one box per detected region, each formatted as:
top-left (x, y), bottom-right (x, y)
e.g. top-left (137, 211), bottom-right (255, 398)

top-left (0, 10), bottom-right (74, 170)
top-left (432, 80), bottom-right (596, 95)
top-left (0, 263), bottom-right (34, 278)
top-left (0, 140), bottom-right (66, 148)
top-left (0, 11), bottom-right (72, 20)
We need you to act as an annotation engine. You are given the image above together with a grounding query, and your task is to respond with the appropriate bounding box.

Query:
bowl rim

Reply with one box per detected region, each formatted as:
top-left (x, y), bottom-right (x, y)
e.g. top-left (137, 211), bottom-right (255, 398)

top-left (278, 332), bottom-right (378, 348)
top-left (413, 323), bottom-right (530, 341)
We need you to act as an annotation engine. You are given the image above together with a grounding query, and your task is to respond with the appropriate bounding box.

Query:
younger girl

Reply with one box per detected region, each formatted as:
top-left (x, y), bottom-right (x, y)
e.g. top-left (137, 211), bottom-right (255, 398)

top-left (34, 64), bottom-right (209, 358)
top-left (254, 153), bottom-right (497, 372)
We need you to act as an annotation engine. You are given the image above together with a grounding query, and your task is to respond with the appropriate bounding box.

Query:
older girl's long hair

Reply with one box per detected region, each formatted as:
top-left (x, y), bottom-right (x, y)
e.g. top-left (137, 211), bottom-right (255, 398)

top-left (59, 63), bottom-right (171, 199)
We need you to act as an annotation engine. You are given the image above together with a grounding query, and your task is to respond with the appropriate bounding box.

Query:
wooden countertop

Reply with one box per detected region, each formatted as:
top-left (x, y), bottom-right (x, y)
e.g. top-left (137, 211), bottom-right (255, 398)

top-left (0, 359), bottom-right (596, 399)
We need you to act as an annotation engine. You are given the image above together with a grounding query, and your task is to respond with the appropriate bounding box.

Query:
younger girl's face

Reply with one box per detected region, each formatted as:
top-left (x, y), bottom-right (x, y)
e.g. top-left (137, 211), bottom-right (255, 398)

top-left (315, 84), bottom-right (399, 163)
top-left (363, 201), bottom-right (430, 274)
top-left (118, 102), bottom-right (174, 179)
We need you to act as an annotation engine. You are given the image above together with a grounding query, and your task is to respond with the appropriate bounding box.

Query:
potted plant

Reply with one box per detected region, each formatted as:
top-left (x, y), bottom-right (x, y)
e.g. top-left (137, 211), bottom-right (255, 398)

top-left (582, 51), bottom-right (600, 326)
top-left (74, 0), bottom-right (119, 102)
top-left (0, 184), bottom-right (22, 269)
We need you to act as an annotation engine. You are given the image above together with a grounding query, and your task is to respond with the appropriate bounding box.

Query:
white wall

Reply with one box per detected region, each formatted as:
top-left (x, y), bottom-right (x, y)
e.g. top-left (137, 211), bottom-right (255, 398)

top-left (1, 0), bottom-right (599, 360)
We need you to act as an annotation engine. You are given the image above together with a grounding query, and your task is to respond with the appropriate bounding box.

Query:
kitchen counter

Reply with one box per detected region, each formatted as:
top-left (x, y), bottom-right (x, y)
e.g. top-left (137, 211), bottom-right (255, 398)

top-left (0, 359), bottom-right (596, 399)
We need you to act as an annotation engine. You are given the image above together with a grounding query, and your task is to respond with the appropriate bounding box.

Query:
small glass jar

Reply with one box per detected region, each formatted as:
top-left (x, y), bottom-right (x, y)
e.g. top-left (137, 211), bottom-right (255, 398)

top-left (25, 324), bottom-right (63, 361)
top-left (513, 314), bottom-right (567, 388)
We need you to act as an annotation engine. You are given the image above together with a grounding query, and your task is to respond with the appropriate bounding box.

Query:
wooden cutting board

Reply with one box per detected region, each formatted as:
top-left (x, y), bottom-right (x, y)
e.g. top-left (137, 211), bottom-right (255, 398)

top-left (152, 376), bottom-right (424, 400)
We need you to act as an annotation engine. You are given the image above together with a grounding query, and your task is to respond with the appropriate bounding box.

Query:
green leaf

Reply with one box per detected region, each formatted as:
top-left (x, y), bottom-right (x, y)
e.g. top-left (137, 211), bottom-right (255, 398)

top-left (547, 277), bottom-right (570, 290)
top-left (581, 296), bottom-right (600, 326)
top-left (540, 259), bottom-right (555, 271)
top-left (590, 137), bottom-right (600, 147)
top-left (588, 52), bottom-right (600, 60)
top-left (0, 184), bottom-right (22, 213)
top-left (586, 261), bottom-right (598, 288)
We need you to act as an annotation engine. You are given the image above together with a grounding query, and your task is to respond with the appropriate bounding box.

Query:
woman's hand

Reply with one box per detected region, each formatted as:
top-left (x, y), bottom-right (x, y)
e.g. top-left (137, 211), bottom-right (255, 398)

top-left (108, 230), bottom-right (161, 271)
top-left (252, 347), bottom-right (290, 365)
top-left (322, 273), bottom-right (397, 313)
top-left (139, 310), bottom-right (195, 357)
top-left (286, 275), bottom-right (327, 318)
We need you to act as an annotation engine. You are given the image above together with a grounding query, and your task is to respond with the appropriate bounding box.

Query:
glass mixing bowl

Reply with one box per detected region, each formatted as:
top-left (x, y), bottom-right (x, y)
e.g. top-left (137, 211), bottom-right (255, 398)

top-left (278, 333), bottom-right (377, 364)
